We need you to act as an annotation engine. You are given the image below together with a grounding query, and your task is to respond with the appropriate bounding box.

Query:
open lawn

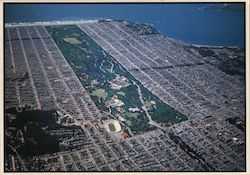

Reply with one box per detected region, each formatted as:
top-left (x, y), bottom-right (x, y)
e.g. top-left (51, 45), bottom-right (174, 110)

top-left (63, 37), bottom-right (82, 44)
top-left (125, 112), bottom-right (139, 119)
top-left (117, 91), bottom-right (126, 96)
top-left (91, 79), bottom-right (99, 88)
top-left (108, 123), bottom-right (116, 132)
top-left (91, 89), bottom-right (108, 100)
top-left (125, 120), bottom-right (132, 127)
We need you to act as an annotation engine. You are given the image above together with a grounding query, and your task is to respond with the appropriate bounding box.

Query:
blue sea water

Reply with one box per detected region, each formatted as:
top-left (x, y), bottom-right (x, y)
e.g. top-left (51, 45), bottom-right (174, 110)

top-left (4, 3), bottom-right (245, 47)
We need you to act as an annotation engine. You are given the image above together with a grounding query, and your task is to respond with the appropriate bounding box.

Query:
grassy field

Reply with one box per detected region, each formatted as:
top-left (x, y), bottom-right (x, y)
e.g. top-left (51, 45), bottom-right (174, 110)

top-left (108, 123), bottom-right (116, 132)
top-left (91, 88), bottom-right (108, 100)
top-left (63, 37), bottom-right (82, 44)
top-left (117, 91), bottom-right (126, 96)
top-left (125, 120), bottom-right (132, 127)
top-left (125, 112), bottom-right (139, 119)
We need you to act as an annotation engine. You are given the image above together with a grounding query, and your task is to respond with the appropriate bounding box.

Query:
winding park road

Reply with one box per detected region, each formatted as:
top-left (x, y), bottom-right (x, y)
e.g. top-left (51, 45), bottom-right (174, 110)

top-left (132, 80), bottom-right (163, 129)
top-left (107, 60), bottom-right (114, 73)
top-left (99, 61), bottom-right (107, 73)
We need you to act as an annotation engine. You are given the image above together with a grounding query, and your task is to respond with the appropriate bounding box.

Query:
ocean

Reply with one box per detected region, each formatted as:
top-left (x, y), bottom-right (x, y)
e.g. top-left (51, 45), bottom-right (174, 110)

top-left (4, 3), bottom-right (245, 47)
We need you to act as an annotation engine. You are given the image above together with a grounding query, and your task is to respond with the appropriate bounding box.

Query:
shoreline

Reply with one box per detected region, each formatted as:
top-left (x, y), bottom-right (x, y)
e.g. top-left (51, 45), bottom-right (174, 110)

top-left (4, 19), bottom-right (106, 27)
top-left (5, 19), bottom-right (242, 48)
top-left (190, 44), bottom-right (240, 49)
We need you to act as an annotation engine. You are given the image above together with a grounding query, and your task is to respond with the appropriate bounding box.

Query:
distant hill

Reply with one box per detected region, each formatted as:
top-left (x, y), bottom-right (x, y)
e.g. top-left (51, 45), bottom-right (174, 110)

top-left (200, 3), bottom-right (244, 12)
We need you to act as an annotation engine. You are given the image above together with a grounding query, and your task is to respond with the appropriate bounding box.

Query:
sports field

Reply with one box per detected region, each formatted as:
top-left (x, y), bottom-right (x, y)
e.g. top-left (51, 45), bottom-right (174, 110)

top-left (108, 123), bottom-right (116, 132)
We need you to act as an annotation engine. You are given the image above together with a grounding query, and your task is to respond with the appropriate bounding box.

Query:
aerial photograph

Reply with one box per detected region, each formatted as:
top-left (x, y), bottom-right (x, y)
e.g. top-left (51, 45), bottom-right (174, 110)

top-left (3, 2), bottom-right (246, 172)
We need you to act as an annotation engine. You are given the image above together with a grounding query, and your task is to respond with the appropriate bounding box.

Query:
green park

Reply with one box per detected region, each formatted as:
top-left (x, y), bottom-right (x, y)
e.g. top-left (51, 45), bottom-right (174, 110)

top-left (46, 24), bottom-right (187, 135)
